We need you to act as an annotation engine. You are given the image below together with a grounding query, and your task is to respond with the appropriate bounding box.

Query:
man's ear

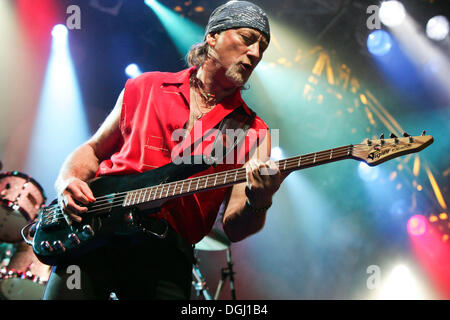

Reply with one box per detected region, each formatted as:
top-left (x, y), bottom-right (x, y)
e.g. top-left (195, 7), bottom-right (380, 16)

top-left (206, 32), bottom-right (219, 47)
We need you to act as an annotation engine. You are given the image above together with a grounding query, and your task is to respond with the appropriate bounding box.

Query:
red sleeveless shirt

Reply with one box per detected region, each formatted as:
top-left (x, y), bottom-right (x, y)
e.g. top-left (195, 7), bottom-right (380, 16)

top-left (96, 67), bottom-right (268, 244)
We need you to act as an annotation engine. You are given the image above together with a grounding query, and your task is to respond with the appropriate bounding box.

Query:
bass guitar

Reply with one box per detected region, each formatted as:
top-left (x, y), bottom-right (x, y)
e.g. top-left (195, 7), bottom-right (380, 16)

top-left (26, 132), bottom-right (433, 265)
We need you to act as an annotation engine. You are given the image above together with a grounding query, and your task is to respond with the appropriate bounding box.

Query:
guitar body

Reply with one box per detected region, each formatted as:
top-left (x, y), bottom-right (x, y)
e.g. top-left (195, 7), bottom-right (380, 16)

top-left (32, 157), bottom-right (210, 266)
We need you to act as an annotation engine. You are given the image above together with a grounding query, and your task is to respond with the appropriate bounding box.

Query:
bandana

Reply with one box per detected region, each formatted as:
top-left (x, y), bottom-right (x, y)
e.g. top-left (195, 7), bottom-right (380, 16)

top-left (204, 1), bottom-right (270, 42)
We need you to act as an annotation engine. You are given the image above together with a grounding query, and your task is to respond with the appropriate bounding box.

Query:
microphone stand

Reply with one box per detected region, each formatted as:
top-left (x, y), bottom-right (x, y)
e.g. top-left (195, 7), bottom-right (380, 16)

top-left (214, 248), bottom-right (236, 300)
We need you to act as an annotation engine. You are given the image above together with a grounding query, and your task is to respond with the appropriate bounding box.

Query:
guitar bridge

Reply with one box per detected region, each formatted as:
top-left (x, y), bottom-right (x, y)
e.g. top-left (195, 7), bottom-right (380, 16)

top-left (39, 205), bottom-right (68, 231)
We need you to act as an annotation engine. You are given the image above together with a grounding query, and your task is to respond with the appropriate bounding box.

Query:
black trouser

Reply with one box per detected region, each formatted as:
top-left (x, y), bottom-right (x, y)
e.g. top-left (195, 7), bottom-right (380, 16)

top-left (42, 226), bottom-right (194, 300)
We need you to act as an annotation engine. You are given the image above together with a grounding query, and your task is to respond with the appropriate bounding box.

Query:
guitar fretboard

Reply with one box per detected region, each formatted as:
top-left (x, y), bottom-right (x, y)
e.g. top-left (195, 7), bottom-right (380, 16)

top-left (122, 145), bottom-right (353, 207)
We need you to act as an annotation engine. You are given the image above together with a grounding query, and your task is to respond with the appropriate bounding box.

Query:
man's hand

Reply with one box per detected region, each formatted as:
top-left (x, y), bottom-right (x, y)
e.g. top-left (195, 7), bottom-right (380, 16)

top-left (58, 178), bottom-right (96, 223)
top-left (244, 159), bottom-right (283, 209)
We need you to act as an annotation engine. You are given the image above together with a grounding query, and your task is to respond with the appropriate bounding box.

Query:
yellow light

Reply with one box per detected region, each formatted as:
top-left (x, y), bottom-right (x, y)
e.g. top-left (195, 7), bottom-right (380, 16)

top-left (429, 215), bottom-right (438, 222)
top-left (443, 234), bottom-right (449, 242)
top-left (389, 171), bottom-right (397, 181)
top-left (439, 213), bottom-right (448, 220)
top-left (426, 165), bottom-right (447, 210)
top-left (417, 185), bottom-right (423, 191)
top-left (277, 57), bottom-right (287, 65)
top-left (360, 94), bottom-right (368, 104)
top-left (413, 155), bottom-right (420, 176)
top-left (317, 94), bottom-right (323, 104)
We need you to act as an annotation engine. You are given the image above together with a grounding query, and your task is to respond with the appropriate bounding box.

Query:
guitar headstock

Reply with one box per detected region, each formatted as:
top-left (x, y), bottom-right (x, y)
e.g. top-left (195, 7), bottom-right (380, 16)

top-left (352, 131), bottom-right (434, 166)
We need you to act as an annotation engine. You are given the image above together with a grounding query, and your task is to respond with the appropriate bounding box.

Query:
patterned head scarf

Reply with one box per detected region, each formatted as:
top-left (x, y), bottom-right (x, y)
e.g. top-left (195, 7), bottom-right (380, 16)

top-left (204, 1), bottom-right (270, 42)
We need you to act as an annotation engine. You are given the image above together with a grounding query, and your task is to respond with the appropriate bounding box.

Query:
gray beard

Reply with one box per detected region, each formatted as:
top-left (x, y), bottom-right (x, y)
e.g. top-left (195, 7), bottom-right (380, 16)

top-left (225, 64), bottom-right (247, 87)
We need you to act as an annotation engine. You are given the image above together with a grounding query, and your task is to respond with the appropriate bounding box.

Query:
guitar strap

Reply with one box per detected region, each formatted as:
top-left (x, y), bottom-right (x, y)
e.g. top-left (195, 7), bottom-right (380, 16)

top-left (205, 105), bottom-right (256, 166)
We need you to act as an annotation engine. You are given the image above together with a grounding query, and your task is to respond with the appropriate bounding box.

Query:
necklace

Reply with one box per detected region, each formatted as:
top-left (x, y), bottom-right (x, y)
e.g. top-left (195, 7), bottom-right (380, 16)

top-left (190, 73), bottom-right (216, 120)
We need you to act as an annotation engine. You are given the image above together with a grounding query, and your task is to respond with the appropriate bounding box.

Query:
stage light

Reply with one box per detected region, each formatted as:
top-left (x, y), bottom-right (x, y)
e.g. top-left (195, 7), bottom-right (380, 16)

top-left (376, 264), bottom-right (429, 299)
top-left (379, 1), bottom-right (406, 27)
top-left (271, 146), bottom-right (284, 161)
top-left (125, 63), bottom-right (142, 78)
top-left (407, 215), bottom-right (427, 237)
top-left (144, 0), bottom-right (203, 56)
top-left (367, 30), bottom-right (392, 56)
top-left (25, 21), bottom-right (90, 200)
top-left (426, 15), bottom-right (449, 41)
top-left (51, 24), bottom-right (68, 44)
top-left (358, 162), bottom-right (379, 181)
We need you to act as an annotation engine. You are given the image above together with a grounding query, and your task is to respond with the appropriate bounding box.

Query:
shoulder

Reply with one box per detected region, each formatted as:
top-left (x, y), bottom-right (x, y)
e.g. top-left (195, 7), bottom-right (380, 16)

top-left (125, 71), bottom-right (171, 89)
top-left (126, 67), bottom-right (192, 89)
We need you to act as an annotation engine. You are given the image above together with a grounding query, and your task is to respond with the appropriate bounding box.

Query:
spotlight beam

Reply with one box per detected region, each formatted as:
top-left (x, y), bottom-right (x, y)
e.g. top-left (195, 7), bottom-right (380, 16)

top-left (144, 0), bottom-right (204, 57)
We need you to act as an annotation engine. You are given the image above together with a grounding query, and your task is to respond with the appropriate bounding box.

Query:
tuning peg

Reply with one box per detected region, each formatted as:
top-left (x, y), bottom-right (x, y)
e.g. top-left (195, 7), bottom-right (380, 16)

top-left (403, 131), bottom-right (414, 143)
top-left (379, 133), bottom-right (385, 139)
top-left (390, 133), bottom-right (399, 143)
top-left (366, 138), bottom-right (372, 146)
top-left (422, 130), bottom-right (426, 136)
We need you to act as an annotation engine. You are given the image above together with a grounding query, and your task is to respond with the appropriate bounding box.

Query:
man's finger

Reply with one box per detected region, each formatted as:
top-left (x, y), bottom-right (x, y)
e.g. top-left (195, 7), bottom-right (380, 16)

top-left (66, 211), bottom-right (82, 223)
top-left (80, 183), bottom-right (96, 202)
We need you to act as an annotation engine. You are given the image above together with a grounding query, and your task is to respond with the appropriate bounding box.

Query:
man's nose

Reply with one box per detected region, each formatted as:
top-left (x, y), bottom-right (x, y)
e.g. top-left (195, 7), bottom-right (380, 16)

top-left (247, 41), bottom-right (262, 62)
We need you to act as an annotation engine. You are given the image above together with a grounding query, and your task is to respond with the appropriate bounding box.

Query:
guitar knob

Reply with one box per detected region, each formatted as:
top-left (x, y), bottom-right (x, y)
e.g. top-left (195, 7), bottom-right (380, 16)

top-left (68, 233), bottom-right (81, 245)
top-left (82, 225), bottom-right (95, 237)
top-left (52, 240), bottom-right (66, 252)
top-left (40, 241), bottom-right (54, 252)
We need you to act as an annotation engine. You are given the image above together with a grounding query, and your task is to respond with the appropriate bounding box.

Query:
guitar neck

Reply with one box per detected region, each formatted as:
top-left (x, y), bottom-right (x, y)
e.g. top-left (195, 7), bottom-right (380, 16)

top-left (122, 145), bottom-right (354, 207)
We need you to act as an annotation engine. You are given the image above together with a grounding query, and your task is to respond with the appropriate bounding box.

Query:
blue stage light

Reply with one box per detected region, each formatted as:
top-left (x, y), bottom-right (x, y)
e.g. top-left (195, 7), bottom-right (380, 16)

top-left (25, 24), bottom-right (89, 201)
top-left (125, 63), bottom-right (142, 78)
top-left (367, 30), bottom-right (393, 56)
top-left (358, 162), bottom-right (380, 182)
top-left (51, 24), bottom-right (68, 44)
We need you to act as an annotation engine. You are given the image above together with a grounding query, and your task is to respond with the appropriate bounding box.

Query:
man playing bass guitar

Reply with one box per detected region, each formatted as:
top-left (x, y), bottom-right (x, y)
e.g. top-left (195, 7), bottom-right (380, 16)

top-left (43, 1), bottom-right (285, 300)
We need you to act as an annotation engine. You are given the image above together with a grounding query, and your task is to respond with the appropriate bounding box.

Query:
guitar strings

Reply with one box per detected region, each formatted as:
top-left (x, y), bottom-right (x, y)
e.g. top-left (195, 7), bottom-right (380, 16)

top-left (76, 145), bottom-right (357, 207)
top-left (85, 144), bottom-right (365, 205)
top-left (42, 145), bottom-right (372, 222)
top-left (43, 145), bottom-right (370, 221)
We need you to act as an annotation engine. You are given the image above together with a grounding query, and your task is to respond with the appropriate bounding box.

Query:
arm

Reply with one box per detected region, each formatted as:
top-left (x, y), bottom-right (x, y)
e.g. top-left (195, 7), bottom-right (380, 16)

top-left (222, 130), bottom-right (285, 242)
top-left (55, 89), bottom-right (124, 222)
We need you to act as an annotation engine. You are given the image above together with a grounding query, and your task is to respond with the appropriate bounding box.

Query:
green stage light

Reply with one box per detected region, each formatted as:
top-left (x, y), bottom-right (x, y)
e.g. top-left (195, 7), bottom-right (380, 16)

top-left (144, 0), bottom-right (204, 57)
